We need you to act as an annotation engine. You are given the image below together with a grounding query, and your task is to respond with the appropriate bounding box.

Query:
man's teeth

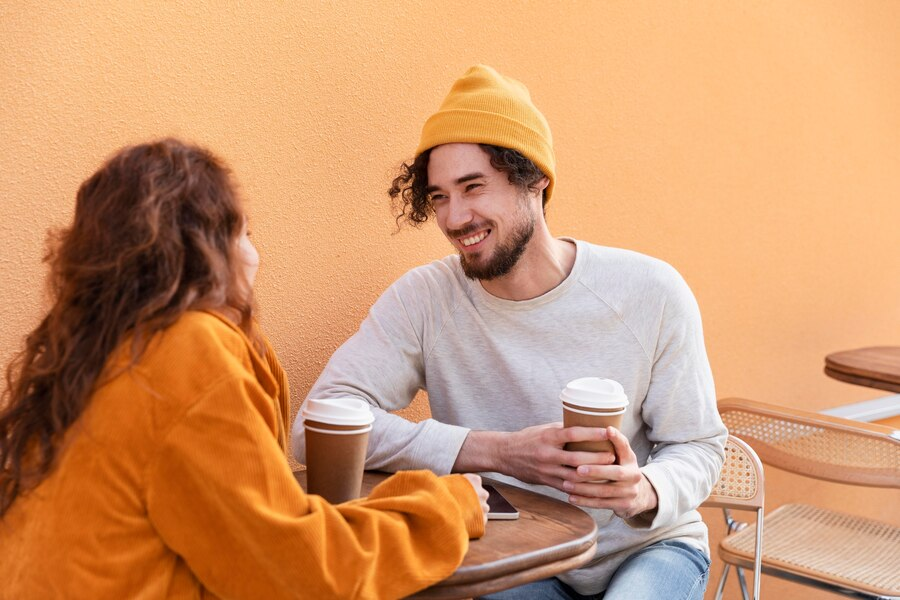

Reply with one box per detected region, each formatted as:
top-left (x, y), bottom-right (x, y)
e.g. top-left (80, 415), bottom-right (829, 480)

top-left (461, 231), bottom-right (488, 247)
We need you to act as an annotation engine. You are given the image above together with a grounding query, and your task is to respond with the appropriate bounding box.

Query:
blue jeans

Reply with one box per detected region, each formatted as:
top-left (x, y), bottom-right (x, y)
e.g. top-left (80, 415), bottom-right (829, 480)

top-left (479, 540), bottom-right (710, 600)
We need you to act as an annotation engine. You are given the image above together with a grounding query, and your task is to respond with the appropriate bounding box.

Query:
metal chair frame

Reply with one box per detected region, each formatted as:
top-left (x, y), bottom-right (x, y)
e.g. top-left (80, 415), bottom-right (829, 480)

top-left (703, 434), bottom-right (765, 600)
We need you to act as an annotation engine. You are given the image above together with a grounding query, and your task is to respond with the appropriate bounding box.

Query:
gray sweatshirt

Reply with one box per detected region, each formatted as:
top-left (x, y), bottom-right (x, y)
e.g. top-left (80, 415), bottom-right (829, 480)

top-left (293, 239), bottom-right (727, 594)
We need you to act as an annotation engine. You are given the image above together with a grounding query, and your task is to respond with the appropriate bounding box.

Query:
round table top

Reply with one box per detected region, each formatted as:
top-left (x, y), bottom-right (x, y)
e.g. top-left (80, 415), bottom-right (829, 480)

top-left (825, 346), bottom-right (900, 393)
top-left (293, 470), bottom-right (598, 599)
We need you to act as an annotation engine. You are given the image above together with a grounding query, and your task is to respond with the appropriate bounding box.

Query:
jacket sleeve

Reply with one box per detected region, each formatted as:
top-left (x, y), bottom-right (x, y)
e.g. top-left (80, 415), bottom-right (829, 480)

top-left (292, 273), bottom-right (471, 474)
top-left (259, 331), bottom-right (292, 453)
top-left (145, 367), bottom-right (484, 600)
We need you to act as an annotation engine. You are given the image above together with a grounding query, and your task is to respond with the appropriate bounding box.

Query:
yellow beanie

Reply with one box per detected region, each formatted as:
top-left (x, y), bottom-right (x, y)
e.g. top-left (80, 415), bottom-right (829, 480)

top-left (416, 64), bottom-right (556, 201)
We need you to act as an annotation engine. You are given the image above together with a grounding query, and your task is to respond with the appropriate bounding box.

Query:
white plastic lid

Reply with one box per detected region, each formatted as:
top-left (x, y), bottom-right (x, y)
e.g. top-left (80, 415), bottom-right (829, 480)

top-left (301, 397), bottom-right (375, 426)
top-left (560, 377), bottom-right (629, 409)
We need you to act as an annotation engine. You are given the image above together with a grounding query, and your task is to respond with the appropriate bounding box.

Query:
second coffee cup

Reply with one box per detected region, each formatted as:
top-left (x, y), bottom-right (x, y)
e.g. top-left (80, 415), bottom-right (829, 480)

top-left (561, 377), bottom-right (628, 454)
top-left (302, 397), bottom-right (374, 504)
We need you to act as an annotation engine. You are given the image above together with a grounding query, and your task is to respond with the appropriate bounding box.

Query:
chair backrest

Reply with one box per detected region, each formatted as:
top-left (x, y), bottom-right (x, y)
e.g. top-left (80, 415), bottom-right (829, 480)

top-left (703, 434), bottom-right (764, 511)
top-left (718, 397), bottom-right (900, 488)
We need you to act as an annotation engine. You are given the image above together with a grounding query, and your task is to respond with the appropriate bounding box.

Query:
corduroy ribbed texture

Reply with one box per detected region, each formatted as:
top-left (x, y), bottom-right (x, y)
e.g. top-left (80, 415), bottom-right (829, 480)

top-left (416, 64), bottom-right (557, 200)
top-left (261, 331), bottom-right (291, 453)
top-left (0, 311), bottom-right (484, 599)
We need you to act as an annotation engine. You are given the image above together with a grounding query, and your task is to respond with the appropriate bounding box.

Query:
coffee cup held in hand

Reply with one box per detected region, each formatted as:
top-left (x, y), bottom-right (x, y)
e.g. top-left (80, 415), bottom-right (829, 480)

top-left (302, 397), bottom-right (374, 504)
top-left (561, 377), bottom-right (628, 455)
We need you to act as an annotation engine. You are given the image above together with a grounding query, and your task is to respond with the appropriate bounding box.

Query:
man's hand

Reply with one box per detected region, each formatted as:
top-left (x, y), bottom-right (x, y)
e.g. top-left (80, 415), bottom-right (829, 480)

top-left (561, 426), bottom-right (659, 520)
top-left (452, 422), bottom-right (617, 489)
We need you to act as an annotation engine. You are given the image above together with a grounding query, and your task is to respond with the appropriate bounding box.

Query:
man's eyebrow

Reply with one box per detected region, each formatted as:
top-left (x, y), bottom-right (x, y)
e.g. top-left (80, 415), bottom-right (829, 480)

top-left (425, 172), bottom-right (486, 195)
top-left (456, 172), bottom-right (485, 185)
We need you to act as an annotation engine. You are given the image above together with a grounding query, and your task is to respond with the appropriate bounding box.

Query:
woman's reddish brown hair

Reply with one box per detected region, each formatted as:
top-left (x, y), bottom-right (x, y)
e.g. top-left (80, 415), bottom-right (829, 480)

top-left (0, 139), bottom-right (254, 516)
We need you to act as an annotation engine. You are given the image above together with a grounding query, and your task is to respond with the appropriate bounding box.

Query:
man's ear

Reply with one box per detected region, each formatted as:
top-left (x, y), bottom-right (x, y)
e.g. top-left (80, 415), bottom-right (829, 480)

top-left (530, 176), bottom-right (550, 202)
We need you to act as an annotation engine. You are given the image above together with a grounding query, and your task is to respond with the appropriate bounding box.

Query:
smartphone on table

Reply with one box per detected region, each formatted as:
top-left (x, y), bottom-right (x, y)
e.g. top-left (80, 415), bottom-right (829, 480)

top-left (484, 484), bottom-right (519, 520)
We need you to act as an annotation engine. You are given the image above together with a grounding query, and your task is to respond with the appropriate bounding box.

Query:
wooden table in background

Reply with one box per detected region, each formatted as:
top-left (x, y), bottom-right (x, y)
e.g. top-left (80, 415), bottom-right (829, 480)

top-left (293, 470), bottom-right (598, 599)
top-left (825, 346), bottom-right (900, 428)
top-left (825, 346), bottom-right (900, 394)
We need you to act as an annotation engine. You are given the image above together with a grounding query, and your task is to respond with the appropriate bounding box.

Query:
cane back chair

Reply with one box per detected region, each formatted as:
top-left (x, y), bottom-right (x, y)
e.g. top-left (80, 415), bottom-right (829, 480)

top-left (702, 435), bottom-right (765, 600)
top-left (717, 398), bottom-right (900, 599)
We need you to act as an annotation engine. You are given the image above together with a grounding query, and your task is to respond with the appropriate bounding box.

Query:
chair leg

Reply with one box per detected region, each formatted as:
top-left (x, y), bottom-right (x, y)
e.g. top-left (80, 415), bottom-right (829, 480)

top-left (736, 566), bottom-right (752, 600)
top-left (713, 563), bottom-right (730, 600)
top-left (718, 507), bottom-right (756, 600)
top-left (752, 507), bottom-right (763, 600)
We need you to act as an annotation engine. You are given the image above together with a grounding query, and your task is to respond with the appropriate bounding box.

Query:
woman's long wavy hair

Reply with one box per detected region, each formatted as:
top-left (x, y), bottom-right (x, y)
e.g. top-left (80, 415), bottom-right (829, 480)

top-left (0, 138), bottom-right (254, 517)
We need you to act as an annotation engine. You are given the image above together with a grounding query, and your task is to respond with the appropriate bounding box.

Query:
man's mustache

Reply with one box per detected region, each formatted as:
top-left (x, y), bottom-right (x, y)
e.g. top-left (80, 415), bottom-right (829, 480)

top-left (445, 222), bottom-right (494, 239)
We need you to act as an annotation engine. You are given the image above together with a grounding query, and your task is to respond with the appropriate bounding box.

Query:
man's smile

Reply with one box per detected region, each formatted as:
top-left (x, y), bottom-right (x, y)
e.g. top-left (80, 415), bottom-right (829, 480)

top-left (459, 229), bottom-right (491, 250)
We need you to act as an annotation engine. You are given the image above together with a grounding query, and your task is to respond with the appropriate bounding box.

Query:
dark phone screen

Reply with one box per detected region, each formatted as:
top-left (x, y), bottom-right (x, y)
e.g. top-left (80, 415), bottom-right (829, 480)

top-left (484, 484), bottom-right (519, 519)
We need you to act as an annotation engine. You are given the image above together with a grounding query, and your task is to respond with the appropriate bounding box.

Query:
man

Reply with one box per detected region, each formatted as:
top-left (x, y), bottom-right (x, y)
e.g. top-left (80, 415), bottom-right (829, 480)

top-left (293, 65), bottom-right (726, 599)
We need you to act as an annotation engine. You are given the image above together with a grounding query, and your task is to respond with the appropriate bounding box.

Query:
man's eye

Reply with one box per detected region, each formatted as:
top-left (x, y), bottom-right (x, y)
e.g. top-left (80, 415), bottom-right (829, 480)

top-left (429, 194), bottom-right (447, 203)
top-left (465, 183), bottom-right (482, 192)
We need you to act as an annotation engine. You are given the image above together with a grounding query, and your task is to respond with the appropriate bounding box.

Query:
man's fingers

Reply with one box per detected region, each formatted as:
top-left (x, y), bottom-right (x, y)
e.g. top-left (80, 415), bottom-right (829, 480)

top-left (546, 445), bottom-right (614, 468)
top-left (560, 449), bottom-right (616, 468)
top-left (541, 464), bottom-right (581, 483)
top-left (562, 479), bottom-right (623, 500)
top-left (573, 464), bottom-right (624, 482)
top-left (607, 427), bottom-right (636, 466)
top-left (556, 425), bottom-right (609, 444)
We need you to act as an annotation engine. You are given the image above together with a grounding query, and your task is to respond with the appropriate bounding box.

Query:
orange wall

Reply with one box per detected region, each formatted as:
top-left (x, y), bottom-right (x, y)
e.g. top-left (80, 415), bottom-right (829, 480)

top-left (2, 3), bottom-right (899, 598)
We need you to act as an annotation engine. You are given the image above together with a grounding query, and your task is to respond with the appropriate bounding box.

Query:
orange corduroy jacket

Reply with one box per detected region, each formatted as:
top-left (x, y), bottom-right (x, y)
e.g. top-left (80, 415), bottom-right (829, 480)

top-left (0, 310), bottom-right (484, 599)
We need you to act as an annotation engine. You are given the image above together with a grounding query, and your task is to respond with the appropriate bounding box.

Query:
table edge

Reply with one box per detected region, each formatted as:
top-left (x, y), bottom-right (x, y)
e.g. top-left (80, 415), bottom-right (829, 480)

top-left (824, 366), bottom-right (900, 394)
top-left (423, 478), bottom-right (598, 585)
top-left (410, 541), bottom-right (598, 599)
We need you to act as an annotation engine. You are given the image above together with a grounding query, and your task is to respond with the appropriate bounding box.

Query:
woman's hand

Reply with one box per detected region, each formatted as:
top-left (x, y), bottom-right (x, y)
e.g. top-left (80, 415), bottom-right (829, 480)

top-left (461, 473), bottom-right (490, 527)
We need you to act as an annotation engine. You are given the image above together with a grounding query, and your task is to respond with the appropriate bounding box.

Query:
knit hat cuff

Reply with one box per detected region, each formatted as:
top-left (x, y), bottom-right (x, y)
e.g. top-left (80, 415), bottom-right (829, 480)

top-left (416, 109), bottom-right (556, 200)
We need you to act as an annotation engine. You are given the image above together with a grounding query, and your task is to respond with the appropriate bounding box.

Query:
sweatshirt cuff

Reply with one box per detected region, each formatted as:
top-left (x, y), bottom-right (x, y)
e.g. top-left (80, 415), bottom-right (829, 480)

top-left (625, 464), bottom-right (673, 530)
top-left (440, 474), bottom-right (486, 539)
top-left (417, 420), bottom-right (472, 475)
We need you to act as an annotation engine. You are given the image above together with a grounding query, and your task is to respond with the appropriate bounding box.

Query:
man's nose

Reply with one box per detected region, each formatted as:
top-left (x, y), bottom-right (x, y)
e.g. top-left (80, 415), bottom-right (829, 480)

top-left (445, 196), bottom-right (474, 231)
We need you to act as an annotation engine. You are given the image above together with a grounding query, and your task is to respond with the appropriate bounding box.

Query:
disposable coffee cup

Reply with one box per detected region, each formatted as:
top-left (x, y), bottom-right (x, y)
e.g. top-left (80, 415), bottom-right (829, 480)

top-left (561, 377), bottom-right (628, 455)
top-left (302, 398), bottom-right (374, 504)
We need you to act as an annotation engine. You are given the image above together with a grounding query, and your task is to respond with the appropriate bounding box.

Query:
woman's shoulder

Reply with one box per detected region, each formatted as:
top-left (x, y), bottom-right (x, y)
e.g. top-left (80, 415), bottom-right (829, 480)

top-left (131, 311), bottom-right (257, 396)
top-left (161, 310), bottom-right (250, 353)
top-left (82, 312), bottom-right (260, 453)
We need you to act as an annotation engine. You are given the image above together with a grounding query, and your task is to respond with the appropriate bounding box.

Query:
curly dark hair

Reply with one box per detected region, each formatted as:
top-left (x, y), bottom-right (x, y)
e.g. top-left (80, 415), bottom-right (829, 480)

top-left (388, 144), bottom-right (547, 228)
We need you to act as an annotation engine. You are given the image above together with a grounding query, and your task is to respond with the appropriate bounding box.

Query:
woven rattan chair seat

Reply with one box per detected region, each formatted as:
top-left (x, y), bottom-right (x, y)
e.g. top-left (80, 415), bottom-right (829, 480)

top-left (720, 503), bottom-right (900, 597)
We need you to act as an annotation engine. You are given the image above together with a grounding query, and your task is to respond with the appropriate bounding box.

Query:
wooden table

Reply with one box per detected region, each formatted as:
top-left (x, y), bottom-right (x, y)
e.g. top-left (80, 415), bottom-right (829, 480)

top-left (825, 346), bottom-right (900, 394)
top-left (293, 470), bottom-right (598, 599)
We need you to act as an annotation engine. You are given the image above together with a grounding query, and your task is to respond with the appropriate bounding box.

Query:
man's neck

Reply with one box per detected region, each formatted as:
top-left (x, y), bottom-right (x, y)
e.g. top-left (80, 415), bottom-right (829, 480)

top-left (479, 229), bottom-right (577, 301)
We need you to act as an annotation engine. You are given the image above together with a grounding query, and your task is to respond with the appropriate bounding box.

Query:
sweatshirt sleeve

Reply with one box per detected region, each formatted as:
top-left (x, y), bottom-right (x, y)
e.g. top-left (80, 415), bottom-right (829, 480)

top-left (146, 369), bottom-right (484, 600)
top-left (627, 268), bottom-right (727, 530)
top-left (292, 271), bottom-right (471, 474)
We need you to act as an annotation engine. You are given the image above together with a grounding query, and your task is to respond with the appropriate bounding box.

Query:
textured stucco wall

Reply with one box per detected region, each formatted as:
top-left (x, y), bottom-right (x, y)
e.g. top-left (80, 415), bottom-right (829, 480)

top-left (3, 3), bottom-right (900, 598)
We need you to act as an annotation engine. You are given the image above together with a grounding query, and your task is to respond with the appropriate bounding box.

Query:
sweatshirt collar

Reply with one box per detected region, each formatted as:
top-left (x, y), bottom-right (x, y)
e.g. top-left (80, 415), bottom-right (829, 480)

top-left (467, 237), bottom-right (584, 311)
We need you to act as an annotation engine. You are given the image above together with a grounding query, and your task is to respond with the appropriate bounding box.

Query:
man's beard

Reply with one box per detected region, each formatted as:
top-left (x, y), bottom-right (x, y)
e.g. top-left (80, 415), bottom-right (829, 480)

top-left (458, 205), bottom-right (535, 281)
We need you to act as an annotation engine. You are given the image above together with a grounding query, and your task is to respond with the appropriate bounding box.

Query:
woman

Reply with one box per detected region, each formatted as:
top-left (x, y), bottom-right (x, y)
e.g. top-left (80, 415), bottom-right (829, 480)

top-left (0, 139), bottom-right (487, 599)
